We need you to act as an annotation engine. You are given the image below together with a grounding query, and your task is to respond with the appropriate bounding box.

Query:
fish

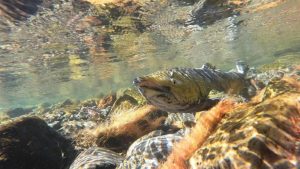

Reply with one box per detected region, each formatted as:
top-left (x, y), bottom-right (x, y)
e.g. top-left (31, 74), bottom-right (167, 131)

top-left (133, 62), bottom-right (250, 112)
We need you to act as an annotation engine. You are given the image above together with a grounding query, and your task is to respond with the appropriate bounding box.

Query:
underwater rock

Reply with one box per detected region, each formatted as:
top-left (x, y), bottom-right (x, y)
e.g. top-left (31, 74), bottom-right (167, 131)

top-left (39, 100), bottom-right (106, 141)
top-left (0, 116), bottom-right (76, 169)
top-left (4, 107), bottom-right (34, 118)
top-left (81, 99), bottom-right (98, 107)
top-left (70, 147), bottom-right (124, 169)
top-left (118, 129), bottom-right (188, 169)
top-left (188, 78), bottom-right (300, 169)
top-left (0, 113), bottom-right (9, 124)
top-left (164, 112), bottom-right (196, 129)
top-left (16, 98), bottom-right (114, 151)
top-left (98, 93), bottom-right (117, 109)
top-left (58, 120), bottom-right (98, 139)
top-left (110, 88), bottom-right (146, 113)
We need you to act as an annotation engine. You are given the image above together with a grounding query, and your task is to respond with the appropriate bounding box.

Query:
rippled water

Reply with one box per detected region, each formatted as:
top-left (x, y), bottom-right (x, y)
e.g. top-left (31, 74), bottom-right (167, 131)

top-left (0, 0), bottom-right (300, 111)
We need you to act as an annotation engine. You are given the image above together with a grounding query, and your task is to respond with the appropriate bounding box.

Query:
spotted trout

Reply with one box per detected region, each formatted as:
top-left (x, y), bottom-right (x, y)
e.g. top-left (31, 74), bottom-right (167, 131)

top-left (133, 62), bottom-right (250, 112)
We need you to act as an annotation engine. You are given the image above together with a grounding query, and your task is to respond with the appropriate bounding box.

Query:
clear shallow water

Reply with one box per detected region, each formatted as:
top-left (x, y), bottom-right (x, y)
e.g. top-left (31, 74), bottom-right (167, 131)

top-left (0, 0), bottom-right (300, 111)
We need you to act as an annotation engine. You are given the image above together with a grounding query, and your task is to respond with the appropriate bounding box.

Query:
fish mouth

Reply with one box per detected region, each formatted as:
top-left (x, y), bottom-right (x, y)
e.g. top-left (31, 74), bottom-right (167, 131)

top-left (133, 77), bottom-right (171, 95)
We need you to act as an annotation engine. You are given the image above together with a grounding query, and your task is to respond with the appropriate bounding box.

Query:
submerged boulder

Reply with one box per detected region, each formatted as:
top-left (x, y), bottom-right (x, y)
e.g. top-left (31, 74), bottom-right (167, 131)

top-left (0, 117), bottom-right (76, 169)
top-left (70, 147), bottom-right (124, 169)
top-left (4, 107), bottom-right (34, 118)
top-left (188, 77), bottom-right (300, 168)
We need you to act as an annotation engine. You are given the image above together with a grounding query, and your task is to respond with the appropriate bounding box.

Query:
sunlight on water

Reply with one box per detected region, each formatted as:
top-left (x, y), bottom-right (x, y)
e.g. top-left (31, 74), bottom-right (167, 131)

top-left (0, 0), bottom-right (299, 110)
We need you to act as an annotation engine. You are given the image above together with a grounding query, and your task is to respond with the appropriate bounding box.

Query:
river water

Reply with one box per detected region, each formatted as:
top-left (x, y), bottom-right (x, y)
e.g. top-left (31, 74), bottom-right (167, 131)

top-left (0, 0), bottom-right (300, 111)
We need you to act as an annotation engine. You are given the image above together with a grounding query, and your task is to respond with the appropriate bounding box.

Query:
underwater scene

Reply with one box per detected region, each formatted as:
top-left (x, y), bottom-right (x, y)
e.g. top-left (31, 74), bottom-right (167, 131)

top-left (0, 0), bottom-right (300, 168)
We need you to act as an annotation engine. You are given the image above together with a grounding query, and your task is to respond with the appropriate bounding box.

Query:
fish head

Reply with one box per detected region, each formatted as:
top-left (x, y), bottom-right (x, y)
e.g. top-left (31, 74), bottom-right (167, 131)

top-left (133, 68), bottom-right (203, 112)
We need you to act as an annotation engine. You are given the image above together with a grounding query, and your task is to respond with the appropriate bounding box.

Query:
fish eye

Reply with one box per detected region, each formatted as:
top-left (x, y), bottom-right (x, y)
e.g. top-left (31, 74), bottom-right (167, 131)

top-left (171, 78), bottom-right (176, 85)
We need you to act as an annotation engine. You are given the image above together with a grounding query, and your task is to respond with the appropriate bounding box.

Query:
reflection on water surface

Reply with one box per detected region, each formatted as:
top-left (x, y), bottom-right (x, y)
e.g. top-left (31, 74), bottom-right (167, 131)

top-left (0, 0), bottom-right (300, 110)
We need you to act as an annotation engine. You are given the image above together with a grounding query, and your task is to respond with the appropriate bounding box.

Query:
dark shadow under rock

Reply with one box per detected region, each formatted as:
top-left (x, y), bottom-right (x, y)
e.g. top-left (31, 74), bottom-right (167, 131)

top-left (0, 117), bottom-right (77, 169)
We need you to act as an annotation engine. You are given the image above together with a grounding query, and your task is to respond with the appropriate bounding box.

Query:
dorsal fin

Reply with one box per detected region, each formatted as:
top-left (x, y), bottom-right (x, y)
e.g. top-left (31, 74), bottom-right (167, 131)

top-left (201, 63), bottom-right (216, 70)
top-left (236, 60), bottom-right (249, 75)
